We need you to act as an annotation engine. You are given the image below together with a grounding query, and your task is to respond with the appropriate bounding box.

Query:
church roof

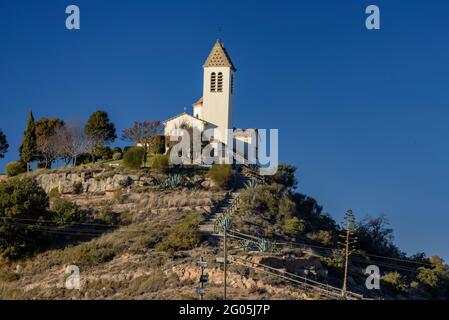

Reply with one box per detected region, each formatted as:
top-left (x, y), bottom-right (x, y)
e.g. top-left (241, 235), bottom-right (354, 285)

top-left (203, 40), bottom-right (236, 71)
top-left (192, 97), bottom-right (203, 106)
top-left (163, 112), bottom-right (209, 125)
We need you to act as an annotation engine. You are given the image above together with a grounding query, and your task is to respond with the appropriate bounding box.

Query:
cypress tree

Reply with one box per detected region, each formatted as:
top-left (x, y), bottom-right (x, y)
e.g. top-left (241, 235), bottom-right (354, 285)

top-left (19, 110), bottom-right (37, 171)
top-left (0, 129), bottom-right (8, 159)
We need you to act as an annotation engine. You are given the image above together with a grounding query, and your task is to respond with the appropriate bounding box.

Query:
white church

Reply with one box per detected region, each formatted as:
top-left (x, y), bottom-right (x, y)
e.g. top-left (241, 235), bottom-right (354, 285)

top-left (163, 40), bottom-right (257, 164)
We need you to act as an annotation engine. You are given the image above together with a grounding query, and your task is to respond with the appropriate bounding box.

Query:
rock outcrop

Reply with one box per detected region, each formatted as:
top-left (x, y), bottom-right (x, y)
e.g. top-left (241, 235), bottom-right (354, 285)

top-left (35, 169), bottom-right (159, 194)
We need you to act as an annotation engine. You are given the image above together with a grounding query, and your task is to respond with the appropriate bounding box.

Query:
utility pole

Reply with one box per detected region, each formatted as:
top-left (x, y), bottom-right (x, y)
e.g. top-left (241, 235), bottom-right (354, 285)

top-left (223, 224), bottom-right (227, 300)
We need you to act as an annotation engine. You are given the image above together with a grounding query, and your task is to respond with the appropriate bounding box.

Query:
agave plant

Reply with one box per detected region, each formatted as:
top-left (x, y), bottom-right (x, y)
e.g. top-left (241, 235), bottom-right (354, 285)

top-left (239, 239), bottom-right (254, 252)
top-left (160, 174), bottom-right (183, 190)
top-left (244, 180), bottom-right (260, 189)
top-left (215, 213), bottom-right (234, 232)
top-left (255, 238), bottom-right (278, 254)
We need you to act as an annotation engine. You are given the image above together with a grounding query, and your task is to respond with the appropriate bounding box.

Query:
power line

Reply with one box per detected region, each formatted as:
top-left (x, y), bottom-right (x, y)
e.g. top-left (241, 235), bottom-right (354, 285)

top-left (228, 229), bottom-right (429, 275)
top-left (231, 228), bottom-right (432, 268)
top-left (0, 220), bottom-right (155, 237)
top-left (230, 255), bottom-right (367, 300)
top-left (1, 216), bottom-right (121, 228)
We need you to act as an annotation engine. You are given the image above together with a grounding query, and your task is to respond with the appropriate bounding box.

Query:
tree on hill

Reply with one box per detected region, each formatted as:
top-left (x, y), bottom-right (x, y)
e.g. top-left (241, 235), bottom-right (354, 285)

top-left (0, 129), bottom-right (8, 159)
top-left (19, 110), bottom-right (37, 171)
top-left (56, 120), bottom-right (90, 166)
top-left (35, 118), bottom-right (65, 168)
top-left (84, 110), bottom-right (117, 162)
top-left (35, 118), bottom-right (65, 140)
top-left (122, 120), bottom-right (162, 167)
top-left (357, 213), bottom-right (402, 257)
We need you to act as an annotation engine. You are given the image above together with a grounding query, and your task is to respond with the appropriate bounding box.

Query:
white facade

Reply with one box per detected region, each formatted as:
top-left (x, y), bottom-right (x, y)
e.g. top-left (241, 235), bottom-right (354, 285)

top-left (164, 40), bottom-right (236, 146)
top-left (201, 66), bottom-right (234, 144)
top-left (163, 40), bottom-right (260, 165)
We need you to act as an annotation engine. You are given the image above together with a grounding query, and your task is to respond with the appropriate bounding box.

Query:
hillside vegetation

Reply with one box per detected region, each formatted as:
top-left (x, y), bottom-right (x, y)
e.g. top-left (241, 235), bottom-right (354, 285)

top-left (0, 162), bottom-right (448, 300)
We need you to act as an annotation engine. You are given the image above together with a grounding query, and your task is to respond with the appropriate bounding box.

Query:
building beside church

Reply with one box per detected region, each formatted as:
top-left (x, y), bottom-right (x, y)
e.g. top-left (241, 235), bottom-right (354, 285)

top-left (163, 40), bottom-right (257, 163)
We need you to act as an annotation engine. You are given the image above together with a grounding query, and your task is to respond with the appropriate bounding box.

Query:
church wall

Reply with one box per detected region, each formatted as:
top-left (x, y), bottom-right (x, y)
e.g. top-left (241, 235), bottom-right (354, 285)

top-left (202, 66), bottom-right (234, 144)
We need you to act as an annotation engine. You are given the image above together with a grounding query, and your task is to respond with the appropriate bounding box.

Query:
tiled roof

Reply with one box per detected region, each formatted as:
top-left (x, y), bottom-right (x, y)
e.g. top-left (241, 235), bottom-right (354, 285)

top-left (203, 40), bottom-right (236, 71)
top-left (192, 97), bottom-right (203, 106)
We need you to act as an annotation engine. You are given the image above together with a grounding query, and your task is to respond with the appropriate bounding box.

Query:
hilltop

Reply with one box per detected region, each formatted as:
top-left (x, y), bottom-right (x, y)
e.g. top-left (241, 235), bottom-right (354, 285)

top-left (0, 162), bottom-right (448, 300)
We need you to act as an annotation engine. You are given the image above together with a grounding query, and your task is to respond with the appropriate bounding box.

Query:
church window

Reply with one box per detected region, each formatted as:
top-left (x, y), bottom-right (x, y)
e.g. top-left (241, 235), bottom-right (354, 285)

top-left (217, 72), bottom-right (223, 92)
top-left (210, 72), bottom-right (216, 92)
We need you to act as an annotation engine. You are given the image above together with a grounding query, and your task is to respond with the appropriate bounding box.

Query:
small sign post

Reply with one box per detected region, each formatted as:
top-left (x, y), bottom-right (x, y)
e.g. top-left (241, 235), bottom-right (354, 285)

top-left (197, 257), bottom-right (208, 300)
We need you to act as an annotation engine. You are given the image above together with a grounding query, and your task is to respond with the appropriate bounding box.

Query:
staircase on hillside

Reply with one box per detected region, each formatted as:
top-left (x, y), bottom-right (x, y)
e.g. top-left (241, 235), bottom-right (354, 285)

top-left (240, 165), bottom-right (265, 184)
top-left (199, 191), bottom-right (240, 234)
top-left (199, 164), bottom-right (265, 235)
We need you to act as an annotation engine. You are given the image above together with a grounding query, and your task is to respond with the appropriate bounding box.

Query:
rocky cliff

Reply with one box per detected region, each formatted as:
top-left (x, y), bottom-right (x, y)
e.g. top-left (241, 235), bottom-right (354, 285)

top-left (35, 169), bottom-right (159, 194)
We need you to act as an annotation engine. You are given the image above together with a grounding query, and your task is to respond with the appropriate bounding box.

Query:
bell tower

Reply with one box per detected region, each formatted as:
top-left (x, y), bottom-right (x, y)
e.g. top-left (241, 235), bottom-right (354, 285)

top-left (201, 40), bottom-right (236, 144)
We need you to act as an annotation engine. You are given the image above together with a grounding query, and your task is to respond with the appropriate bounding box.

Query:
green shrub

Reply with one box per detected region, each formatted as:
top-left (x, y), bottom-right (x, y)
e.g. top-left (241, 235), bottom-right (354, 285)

top-left (150, 135), bottom-right (166, 154)
top-left (239, 184), bottom-right (281, 215)
top-left (321, 249), bottom-right (345, 269)
top-left (0, 177), bottom-right (49, 258)
top-left (279, 194), bottom-right (296, 218)
top-left (306, 230), bottom-right (333, 246)
top-left (5, 161), bottom-right (27, 177)
top-left (417, 267), bottom-right (440, 288)
top-left (283, 217), bottom-right (305, 235)
top-left (156, 213), bottom-right (203, 253)
top-left (72, 182), bottom-right (83, 194)
top-left (112, 152), bottom-right (122, 161)
top-left (94, 146), bottom-right (113, 161)
top-left (207, 164), bottom-right (233, 189)
top-left (123, 147), bottom-right (144, 169)
top-left (75, 153), bottom-right (91, 166)
top-left (266, 164), bottom-right (297, 189)
top-left (102, 147), bottom-right (113, 160)
top-left (48, 187), bottom-right (60, 198)
top-left (50, 197), bottom-right (80, 226)
top-left (382, 271), bottom-right (407, 293)
top-left (152, 154), bottom-right (169, 173)
top-left (65, 241), bottom-right (117, 267)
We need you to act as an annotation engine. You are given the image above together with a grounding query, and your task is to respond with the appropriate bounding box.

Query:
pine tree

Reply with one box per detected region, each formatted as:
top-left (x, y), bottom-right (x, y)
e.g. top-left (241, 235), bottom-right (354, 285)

top-left (19, 110), bottom-right (37, 171)
top-left (84, 110), bottom-right (117, 162)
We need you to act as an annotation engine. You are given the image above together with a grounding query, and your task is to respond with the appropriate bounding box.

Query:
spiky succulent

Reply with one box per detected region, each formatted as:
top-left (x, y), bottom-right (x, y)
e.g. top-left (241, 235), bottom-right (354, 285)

top-left (256, 238), bottom-right (278, 254)
top-left (239, 239), bottom-right (254, 252)
top-left (244, 180), bottom-right (260, 189)
top-left (160, 174), bottom-right (183, 190)
top-left (215, 213), bottom-right (234, 232)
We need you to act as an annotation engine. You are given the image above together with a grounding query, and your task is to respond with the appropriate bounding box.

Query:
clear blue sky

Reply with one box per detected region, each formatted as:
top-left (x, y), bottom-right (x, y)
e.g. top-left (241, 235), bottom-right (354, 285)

top-left (1, 0), bottom-right (448, 260)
